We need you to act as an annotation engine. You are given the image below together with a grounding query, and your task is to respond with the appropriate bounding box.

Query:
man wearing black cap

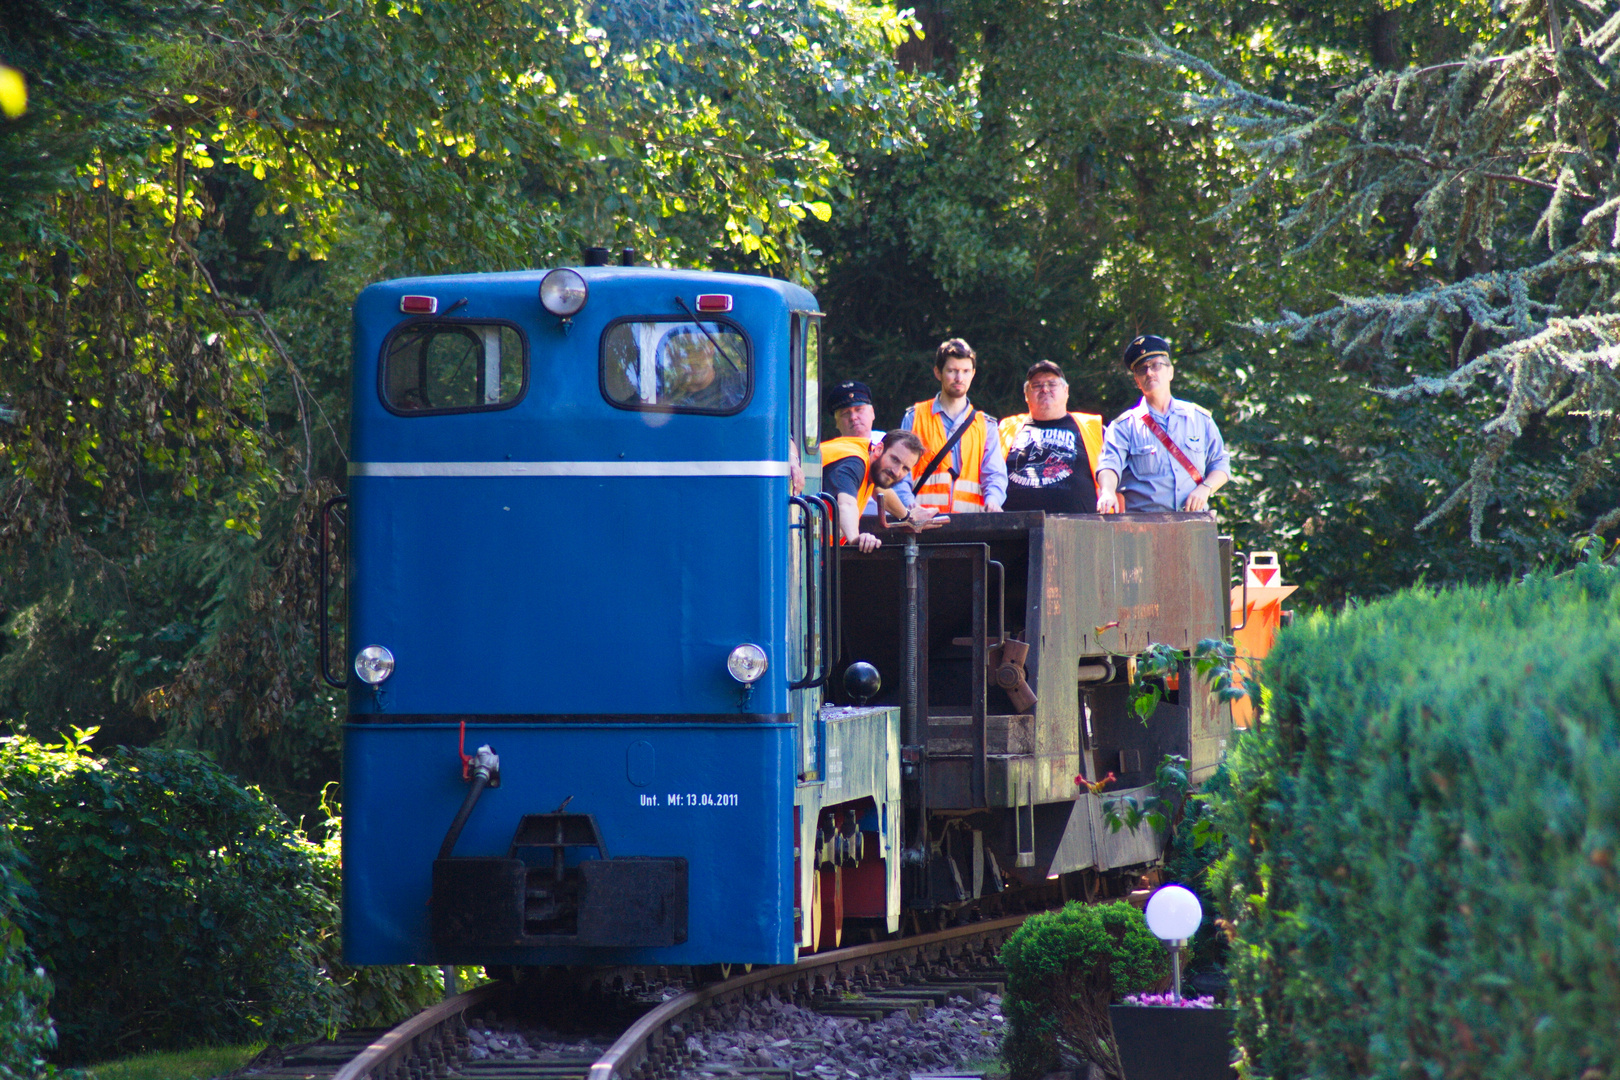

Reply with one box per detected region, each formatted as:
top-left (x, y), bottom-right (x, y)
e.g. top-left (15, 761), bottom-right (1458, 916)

top-left (826, 380), bottom-right (915, 517)
top-left (1096, 335), bottom-right (1230, 513)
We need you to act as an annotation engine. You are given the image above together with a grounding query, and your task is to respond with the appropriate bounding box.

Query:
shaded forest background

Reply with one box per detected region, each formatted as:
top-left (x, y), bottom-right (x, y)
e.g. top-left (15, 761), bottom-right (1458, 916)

top-left (1, 0), bottom-right (1616, 820)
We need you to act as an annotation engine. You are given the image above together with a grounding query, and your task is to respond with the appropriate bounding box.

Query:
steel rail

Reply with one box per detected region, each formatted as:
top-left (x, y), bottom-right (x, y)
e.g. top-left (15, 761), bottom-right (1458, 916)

top-left (331, 982), bottom-right (500, 1080)
top-left (587, 911), bottom-right (1031, 1080)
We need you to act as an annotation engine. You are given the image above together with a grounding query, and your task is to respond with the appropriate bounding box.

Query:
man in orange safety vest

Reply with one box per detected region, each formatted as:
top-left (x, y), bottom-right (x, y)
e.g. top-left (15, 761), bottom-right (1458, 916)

top-left (899, 339), bottom-right (1007, 513)
top-left (821, 430), bottom-right (935, 552)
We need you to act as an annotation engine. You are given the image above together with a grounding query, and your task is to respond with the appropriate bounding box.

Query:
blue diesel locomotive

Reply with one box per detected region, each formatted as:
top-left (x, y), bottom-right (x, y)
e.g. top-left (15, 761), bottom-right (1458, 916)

top-left (328, 256), bottom-right (1231, 970)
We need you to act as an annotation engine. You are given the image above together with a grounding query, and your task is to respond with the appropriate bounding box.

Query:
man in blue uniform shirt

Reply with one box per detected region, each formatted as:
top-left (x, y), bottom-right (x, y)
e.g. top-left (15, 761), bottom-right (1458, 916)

top-left (1096, 335), bottom-right (1230, 513)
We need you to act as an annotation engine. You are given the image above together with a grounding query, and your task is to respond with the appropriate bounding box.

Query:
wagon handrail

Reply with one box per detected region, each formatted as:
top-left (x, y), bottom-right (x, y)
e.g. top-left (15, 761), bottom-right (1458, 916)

top-left (1231, 550), bottom-right (1251, 634)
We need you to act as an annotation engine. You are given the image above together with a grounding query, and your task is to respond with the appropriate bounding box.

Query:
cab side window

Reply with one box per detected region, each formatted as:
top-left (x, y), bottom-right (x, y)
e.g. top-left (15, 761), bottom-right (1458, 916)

top-left (382, 322), bottom-right (526, 414)
top-left (799, 315), bottom-right (822, 452)
top-left (601, 319), bottom-right (751, 415)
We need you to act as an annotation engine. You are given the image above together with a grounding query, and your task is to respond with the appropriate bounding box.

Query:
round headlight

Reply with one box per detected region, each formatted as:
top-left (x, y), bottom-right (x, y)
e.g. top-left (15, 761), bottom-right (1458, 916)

top-left (726, 643), bottom-right (768, 684)
top-left (539, 268), bottom-right (588, 317)
top-left (354, 645), bottom-right (395, 685)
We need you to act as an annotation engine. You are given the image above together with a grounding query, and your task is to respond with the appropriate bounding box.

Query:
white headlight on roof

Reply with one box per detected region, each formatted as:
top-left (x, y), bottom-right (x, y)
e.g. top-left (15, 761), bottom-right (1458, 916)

top-left (354, 645), bottom-right (395, 685)
top-left (726, 643), bottom-right (768, 684)
top-left (539, 268), bottom-right (588, 317)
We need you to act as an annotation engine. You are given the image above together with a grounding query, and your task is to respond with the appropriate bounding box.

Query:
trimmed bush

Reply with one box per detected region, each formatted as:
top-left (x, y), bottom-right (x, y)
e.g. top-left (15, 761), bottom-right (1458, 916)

top-left (1212, 561), bottom-right (1620, 1080)
top-left (999, 900), bottom-right (1168, 1080)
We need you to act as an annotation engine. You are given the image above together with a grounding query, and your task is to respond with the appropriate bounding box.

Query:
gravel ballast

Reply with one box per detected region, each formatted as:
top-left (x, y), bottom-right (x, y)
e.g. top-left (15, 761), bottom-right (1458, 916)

top-left (465, 991), bottom-right (1005, 1080)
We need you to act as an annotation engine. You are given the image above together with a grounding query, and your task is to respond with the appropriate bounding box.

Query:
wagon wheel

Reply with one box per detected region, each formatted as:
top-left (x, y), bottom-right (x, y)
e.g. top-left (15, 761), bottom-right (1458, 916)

top-left (816, 864), bottom-right (844, 951)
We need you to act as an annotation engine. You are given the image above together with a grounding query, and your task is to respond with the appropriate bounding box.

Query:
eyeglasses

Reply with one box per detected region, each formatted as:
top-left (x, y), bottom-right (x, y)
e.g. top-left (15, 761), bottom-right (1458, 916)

top-left (1028, 381), bottom-right (1066, 393)
top-left (1132, 360), bottom-right (1172, 375)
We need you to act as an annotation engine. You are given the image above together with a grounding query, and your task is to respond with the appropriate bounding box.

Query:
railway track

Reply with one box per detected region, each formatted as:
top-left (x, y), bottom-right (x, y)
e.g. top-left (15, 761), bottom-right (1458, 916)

top-left (248, 911), bottom-right (1033, 1080)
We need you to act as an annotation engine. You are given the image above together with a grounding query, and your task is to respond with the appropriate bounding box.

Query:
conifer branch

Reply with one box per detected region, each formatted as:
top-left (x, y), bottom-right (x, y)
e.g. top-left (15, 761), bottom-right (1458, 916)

top-left (1141, 5), bottom-right (1620, 541)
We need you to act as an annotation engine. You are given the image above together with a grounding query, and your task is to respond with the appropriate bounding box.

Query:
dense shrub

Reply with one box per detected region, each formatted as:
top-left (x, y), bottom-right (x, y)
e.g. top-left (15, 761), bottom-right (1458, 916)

top-left (1, 732), bottom-right (340, 1063)
top-left (999, 900), bottom-right (1167, 1080)
top-left (1212, 560), bottom-right (1620, 1080)
top-left (0, 734), bottom-right (449, 1064)
top-left (0, 834), bottom-right (53, 1080)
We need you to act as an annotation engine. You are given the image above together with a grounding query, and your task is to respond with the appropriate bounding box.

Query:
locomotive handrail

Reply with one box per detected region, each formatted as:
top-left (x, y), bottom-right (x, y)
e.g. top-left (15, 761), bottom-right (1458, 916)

top-left (318, 494), bottom-right (349, 689)
top-left (787, 495), bottom-right (823, 690)
top-left (805, 494), bottom-right (834, 687)
top-left (813, 491), bottom-right (840, 677)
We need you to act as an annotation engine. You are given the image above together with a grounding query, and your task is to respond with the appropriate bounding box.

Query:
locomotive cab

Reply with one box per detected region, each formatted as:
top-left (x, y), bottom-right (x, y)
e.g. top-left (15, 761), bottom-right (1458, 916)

top-left (340, 267), bottom-right (822, 967)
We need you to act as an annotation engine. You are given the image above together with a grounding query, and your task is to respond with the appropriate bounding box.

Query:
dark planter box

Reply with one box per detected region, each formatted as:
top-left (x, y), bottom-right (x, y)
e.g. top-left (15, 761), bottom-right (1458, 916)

top-left (1108, 1004), bottom-right (1236, 1080)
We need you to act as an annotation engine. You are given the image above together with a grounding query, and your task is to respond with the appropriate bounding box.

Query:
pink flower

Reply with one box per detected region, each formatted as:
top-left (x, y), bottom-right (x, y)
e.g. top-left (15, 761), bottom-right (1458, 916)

top-left (1119, 993), bottom-right (1217, 1008)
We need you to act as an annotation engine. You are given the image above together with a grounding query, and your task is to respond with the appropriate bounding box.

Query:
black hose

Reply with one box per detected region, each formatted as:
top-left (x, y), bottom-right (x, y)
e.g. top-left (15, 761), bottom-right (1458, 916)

top-left (438, 772), bottom-right (491, 860)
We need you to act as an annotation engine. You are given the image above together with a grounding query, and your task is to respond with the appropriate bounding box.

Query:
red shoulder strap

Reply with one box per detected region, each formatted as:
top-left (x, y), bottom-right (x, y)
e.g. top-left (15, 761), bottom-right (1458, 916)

top-left (1140, 411), bottom-right (1204, 485)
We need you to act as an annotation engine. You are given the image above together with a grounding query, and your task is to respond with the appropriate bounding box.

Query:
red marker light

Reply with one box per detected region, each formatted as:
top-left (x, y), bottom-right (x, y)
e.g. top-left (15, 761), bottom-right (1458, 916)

top-left (400, 295), bottom-right (438, 314)
top-left (695, 293), bottom-right (733, 313)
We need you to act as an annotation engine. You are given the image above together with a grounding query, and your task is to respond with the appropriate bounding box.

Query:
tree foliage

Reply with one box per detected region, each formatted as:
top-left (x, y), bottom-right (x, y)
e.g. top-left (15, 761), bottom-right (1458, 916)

top-left (1147, 0), bottom-right (1620, 542)
top-left (0, 732), bottom-right (446, 1065)
top-left (0, 835), bottom-right (53, 1080)
top-left (811, 0), bottom-right (1619, 604)
top-left (0, 0), bottom-right (942, 808)
top-left (1, 729), bottom-right (336, 1063)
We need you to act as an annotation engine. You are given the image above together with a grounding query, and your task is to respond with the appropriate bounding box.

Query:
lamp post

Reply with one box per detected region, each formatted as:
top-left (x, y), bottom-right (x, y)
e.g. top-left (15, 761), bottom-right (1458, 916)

top-left (1143, 884), bottom-right (1203, 1002)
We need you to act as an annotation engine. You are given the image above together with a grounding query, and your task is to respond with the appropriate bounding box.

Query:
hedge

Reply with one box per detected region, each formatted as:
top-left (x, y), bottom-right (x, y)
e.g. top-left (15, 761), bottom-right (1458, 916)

top-left (1212, 560), bottom-right (1620, 1080)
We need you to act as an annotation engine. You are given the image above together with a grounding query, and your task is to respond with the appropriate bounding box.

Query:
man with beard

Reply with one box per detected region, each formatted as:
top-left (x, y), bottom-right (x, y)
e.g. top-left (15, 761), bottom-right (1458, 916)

top-left (997, 361), bottom-right (1105, 514)
top-left (820, 429), bottom-right (936, 552)
top-left (899, 338), bottom-right (1007, 513)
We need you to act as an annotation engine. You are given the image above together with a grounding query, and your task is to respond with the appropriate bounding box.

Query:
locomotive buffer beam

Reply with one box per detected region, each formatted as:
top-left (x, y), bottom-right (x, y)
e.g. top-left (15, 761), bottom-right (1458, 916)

top-left (432, 811), bottom-right (688, 952)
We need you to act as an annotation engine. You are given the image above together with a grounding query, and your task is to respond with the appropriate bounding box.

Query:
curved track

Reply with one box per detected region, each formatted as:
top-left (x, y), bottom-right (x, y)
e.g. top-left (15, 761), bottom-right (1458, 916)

top-left (312, 912), bottom-right (1032, 1080)
top-left (589, 912), bottom-right (1027, 1080)
top-left (330, 984), bottom-right (501, 1080)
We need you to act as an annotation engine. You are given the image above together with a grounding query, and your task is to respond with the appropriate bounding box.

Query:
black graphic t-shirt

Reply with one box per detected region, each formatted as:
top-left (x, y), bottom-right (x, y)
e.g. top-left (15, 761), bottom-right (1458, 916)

top-left (1003, 415), bottom-right (1096, 513)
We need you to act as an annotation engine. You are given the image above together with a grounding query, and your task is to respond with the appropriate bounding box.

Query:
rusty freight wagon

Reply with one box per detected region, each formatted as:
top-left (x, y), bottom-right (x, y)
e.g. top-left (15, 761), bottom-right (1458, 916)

top-left (793, 510), bottom-right (1231, 947)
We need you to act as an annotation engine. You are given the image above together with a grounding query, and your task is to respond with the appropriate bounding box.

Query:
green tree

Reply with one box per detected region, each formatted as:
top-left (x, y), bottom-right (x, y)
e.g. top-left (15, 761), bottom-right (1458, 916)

top-left (0, 0), bottom-right (943, 807)
top-left (1147, 0), bottom-right (1620, 547)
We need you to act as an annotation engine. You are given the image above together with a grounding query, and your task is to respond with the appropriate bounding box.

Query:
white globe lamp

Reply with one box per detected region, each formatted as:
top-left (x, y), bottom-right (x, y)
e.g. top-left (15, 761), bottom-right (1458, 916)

top-left (1143, 885), bottom-right (1203, 1001)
